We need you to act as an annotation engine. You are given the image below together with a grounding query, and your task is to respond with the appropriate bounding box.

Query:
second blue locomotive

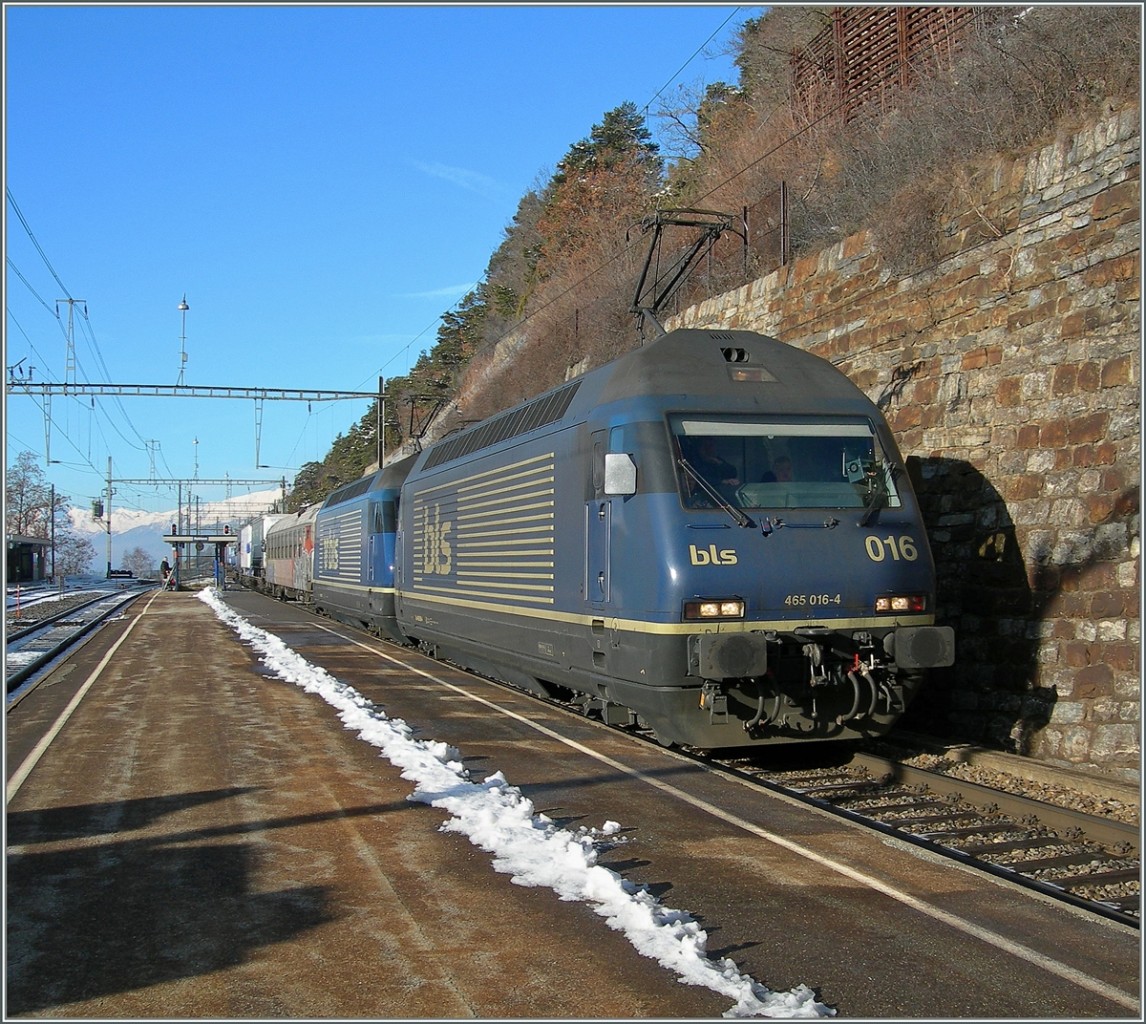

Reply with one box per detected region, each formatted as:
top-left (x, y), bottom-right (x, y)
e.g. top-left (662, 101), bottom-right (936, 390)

top-left (253, 328), bottom-right (954, 749)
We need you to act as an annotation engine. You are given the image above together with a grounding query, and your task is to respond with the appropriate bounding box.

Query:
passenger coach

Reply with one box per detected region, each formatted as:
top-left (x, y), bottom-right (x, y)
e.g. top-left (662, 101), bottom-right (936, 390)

top-left (263, 504), bottom-right (318, 601)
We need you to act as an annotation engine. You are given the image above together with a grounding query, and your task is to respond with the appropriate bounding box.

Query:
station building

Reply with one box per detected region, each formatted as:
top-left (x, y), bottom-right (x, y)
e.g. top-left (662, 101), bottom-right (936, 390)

top-left (6, 535), bottom-right (49, 584)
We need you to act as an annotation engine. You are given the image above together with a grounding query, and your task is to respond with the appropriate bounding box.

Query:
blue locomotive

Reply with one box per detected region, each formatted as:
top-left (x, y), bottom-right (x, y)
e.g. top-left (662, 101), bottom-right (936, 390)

top-left (311, 455), bottom-right (415, 643)
top-left (306, 328), bottom-right (954, 749)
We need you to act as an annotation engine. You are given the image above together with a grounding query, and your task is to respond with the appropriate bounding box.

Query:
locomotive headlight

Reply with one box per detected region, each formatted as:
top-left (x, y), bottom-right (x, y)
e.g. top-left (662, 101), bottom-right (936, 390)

top-left (875, 594), bottom-right (926, 613)
top-left (684, 598), bottom-right (745, 621)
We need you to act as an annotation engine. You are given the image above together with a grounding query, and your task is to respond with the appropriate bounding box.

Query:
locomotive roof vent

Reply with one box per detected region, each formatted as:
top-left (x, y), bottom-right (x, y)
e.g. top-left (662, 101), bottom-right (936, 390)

top-left (423, 379), bottom-right (583, 471)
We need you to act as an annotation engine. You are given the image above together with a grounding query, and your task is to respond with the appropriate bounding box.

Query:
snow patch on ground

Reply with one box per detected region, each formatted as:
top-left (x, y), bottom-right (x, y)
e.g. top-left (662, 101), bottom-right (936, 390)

top-left (199, 587), bottom-right (834, 1019)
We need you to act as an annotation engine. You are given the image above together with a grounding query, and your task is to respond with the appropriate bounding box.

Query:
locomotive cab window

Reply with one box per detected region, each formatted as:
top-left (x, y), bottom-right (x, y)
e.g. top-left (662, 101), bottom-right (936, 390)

top-left (671, 416), bottom-right (902, 511)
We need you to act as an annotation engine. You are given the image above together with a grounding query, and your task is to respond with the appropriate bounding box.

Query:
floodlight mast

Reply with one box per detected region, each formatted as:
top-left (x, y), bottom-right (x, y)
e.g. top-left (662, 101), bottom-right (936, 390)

top-left (177, 295), bottom-right (190, 386)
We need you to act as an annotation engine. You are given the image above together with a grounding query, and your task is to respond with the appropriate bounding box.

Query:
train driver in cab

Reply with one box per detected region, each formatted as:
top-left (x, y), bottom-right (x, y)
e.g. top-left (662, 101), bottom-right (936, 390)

top-left (694, 437), bottom-right (740, 493)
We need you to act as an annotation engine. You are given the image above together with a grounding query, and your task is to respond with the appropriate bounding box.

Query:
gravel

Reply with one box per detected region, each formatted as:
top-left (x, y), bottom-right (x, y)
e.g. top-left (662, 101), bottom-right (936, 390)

top-left (890, 747), bottom-right (1140, 826)
top-left (6, 590), bottom-right (117, 627)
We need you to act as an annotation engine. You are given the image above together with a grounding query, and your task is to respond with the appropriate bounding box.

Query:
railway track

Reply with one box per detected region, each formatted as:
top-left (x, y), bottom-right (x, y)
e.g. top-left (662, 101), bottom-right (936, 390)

top-left (16, 588), bottom-right (1140, 930)
top-left (519, 684), bottom-right (1141, 929)
top-left (309, 612), bottom-right (1141, 931)
top-left (6, 586), bottom-right (156, 697)
top-left (302, 599), bottom-right (1146, 931)
top-left (701, 745), bottom-right (1140, 929)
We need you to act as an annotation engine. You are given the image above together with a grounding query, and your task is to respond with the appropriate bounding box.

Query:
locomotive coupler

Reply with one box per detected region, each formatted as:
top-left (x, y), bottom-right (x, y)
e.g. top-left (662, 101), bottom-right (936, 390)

top-left (852, 631), bottom-right (876, 656)
top-left (802, 642), bottom-right (829, 685)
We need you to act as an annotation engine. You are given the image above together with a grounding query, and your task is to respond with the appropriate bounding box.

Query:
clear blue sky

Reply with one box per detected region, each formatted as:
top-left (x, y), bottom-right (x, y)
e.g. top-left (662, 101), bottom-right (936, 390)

top-left (5, 2), bottom-right (761, 514)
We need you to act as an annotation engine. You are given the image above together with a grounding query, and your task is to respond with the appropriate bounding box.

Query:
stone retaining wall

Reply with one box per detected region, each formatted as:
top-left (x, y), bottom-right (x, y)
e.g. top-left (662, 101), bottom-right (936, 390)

top-left (666, 106), bottom-right (1141, 781)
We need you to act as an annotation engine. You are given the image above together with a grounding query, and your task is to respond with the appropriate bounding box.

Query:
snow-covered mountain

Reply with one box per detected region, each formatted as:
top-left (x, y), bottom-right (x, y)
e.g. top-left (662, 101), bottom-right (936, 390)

top-left (68, 488), bottom-right (284, 570)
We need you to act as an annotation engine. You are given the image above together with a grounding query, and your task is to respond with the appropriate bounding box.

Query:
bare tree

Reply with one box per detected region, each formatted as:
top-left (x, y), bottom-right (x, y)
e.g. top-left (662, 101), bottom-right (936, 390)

top-left (6, 449), bottom-right (95, 577)
top-left (120, 547), bottom-right (155, 579)
top-left (5, 451), bottom-right (56, 537)
top-left (54, 533), bottom-right (96, 577)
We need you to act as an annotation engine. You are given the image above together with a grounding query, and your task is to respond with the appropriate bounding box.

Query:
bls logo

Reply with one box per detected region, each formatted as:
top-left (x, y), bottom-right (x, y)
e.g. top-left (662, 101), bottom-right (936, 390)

top-left (421, 503), bottom-right (453, 575)
top-left (689, 544), bottom-right (738, 566)
top-left (321, 534), bottom-right (340, 572)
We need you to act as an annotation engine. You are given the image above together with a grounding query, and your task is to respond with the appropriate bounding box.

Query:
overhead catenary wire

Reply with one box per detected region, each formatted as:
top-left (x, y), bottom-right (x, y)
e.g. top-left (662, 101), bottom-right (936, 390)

top-left (7, 257), bottom-right (67, 326)
top-left (6, 188), bottom-right (72, 298)
top-left (7, 190), bottom-right (152, 487)
top-left (489, 6), bottom-right (999, 348)
top-left (359, 8), bottom-right (749, 396)
top-left (640, 5), bottom-right (744, 120)
top-left (12, 10), bottom-right (973, 503)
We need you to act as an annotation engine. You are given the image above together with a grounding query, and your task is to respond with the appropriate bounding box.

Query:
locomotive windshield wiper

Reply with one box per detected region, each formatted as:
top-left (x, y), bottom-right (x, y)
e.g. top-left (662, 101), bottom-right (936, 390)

top-left (677, 457), bottom-right (755, 528)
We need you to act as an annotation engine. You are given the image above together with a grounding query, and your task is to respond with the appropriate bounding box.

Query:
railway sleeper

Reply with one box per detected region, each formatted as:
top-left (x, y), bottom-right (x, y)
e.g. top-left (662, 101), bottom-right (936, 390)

top-left (1012, 850), bottom-right (1131, 873)
top-left (918, 822), bottom-right (1022, 839)
top-left (792, 779), bottom-right (882, 796)
top-left (1051, 866), bottom-right (1142, 890)
top-left (892, 812), bottom-right (995, 828)
top-left (854, 799), bottom-right (954, 816)
top-left (960, 835), bottom-right (1069, 856)
top-left (1105, 894), bottom-right (1139, 913)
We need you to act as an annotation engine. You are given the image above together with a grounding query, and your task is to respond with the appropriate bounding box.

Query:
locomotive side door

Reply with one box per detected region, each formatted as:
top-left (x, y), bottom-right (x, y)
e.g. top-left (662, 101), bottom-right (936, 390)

top-left (586, 430), bottom-right (612, 607)
top-left (586, 428), bottom-right (638, 609)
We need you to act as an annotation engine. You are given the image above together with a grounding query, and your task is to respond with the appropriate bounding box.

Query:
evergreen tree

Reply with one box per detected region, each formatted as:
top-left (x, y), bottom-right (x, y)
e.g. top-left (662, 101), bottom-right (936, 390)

top-left (554, 101), bottom-right (662, 184)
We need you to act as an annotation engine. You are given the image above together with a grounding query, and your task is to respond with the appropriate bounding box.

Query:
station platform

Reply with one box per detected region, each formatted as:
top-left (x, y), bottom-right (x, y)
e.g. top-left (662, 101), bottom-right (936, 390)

top-left (7, 589), bottom-right (745, 1019)
top-left (5, 588), bottom-right (1140, 1020)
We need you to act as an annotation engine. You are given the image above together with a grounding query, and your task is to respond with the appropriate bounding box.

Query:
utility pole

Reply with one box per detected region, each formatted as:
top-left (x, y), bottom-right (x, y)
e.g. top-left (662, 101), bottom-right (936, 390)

top-left (378, 375), bottom-right (385, 468)
top-left (45, 298), bottom-right (86, 463)
top-left (56, 298), bottom-right (86, 388)
top-left (50, 484), bottom-right (56, 588)
top-left (196, 494), bottom-right (201, 578)
top-left (105, 456), bottom-right (113, 578)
